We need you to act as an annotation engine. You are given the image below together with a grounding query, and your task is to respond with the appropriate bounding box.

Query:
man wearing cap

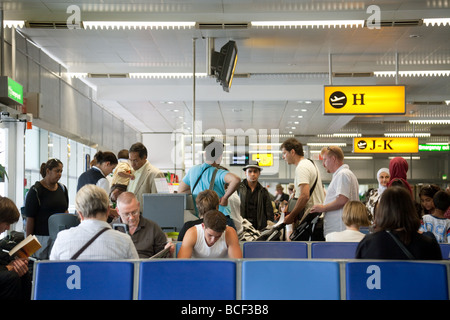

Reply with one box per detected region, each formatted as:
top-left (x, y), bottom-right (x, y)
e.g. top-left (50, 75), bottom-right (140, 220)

top-left (237, 164), bottom-right (274, 230)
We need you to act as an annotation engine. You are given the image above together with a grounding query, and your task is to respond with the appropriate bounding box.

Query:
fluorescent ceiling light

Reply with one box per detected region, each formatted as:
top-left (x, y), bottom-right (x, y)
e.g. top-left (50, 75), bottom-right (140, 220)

top-left (317, 133), bottom-right (361, 138)
top-left (83, 21), bottom-right (196, 30)
top-left (307, 143), bottom-right (347, 147)
top-left (345, 156), bottom-right (373, 160)
top-left (409, 120), bottom-right (450, 124)
top-left (4, 20), bottom-right (25, 28)
top-left (384, 133), bottom-right (431, 137)
top-left (388, 156), bottom-right (420, 160)
top-left (251, 20), bottom-right (364, 29)
top-left (445, 100), bottom-right (450, 105)
top-left (423, 18), bottom-right (450, 26)
top-left (375, 70), bottom-right (450, 77)
top-left (67, 73), bottom-right (88, 78)
top-left (129, 73), bottom-right (207, 79)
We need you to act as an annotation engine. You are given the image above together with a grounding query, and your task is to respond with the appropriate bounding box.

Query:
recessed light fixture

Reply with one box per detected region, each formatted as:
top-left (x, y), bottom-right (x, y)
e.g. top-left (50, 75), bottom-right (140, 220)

top-left (409, 119), bottom-right (450, 124)
top-left (83, 21), bottom-right (196, 30)
top-left (423, 18), bottom-right (450, 26)
top-left (251, 20), bottom-right (365, 29)
top-left (375, 70), bottom-right (450, 77)
top-left (384, 133), bottom-right (430, 137)
top-left (130, 73), bottom-right (207, 78)
top-left (4, 20), bottom-right (25, 28)
top-left (307, 143), bottom-right (347, 147)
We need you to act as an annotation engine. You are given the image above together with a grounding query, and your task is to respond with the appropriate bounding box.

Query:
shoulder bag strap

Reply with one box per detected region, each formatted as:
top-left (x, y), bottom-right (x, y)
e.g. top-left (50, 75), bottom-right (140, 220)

top-left (70, 227), bottom-right (110, 260)
top-left (307, 159), bottom-right (318, 196)
top-left (209, 168), bottom-right (219, 190)
top-left (191, 166), bottom-right (210, 193)
top-left (386, 230), bottom-right (415, 260)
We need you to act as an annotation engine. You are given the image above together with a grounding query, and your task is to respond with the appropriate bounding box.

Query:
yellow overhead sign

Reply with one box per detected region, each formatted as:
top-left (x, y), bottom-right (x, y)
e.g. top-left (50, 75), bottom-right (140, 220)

top-left (324, 85), bottom-right (405, 115)
top-left (252, 153), bottom-right (273, 167)
top-left (353, 137), bottom-right (419, 153)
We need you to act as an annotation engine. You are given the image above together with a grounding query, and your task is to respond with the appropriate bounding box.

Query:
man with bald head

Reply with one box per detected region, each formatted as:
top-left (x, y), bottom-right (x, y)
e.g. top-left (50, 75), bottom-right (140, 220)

top-left (310, 146), bottom-right (359, 237)
top-left (112, 191), bottom-right (174, 258)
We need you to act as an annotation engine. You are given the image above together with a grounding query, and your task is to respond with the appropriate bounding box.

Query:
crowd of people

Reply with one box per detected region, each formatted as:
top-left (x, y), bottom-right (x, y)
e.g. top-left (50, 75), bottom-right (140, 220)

top-left (1, 138), bottom-right (449, 299)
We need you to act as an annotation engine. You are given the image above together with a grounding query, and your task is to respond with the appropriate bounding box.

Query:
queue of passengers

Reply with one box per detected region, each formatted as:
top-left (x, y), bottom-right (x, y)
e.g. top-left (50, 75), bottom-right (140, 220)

top-left (1, 139), bottom-right (449, 299)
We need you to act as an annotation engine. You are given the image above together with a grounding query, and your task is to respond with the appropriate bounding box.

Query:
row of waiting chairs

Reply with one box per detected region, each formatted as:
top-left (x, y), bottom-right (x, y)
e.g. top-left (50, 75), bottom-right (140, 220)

top-left (32, 259), bottom-right (450, 300)
top-left (174, 241), bottom-right (450, 259)
top-left (240, 241), bottom-right (450, 259)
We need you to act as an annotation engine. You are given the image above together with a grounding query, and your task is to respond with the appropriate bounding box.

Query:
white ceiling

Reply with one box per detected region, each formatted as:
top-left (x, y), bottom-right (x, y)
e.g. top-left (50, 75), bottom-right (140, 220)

top-left (4, 0), bottom-right (450, 147)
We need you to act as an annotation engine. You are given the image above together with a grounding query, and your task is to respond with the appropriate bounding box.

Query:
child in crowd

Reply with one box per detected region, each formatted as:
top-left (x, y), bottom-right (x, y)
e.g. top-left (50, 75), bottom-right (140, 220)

top-left (325, 201), bottom-right (370, 242)
top-left (420, 190), bottom-right (450, 243)
top-left (419, 184), bottom-right (440, 216)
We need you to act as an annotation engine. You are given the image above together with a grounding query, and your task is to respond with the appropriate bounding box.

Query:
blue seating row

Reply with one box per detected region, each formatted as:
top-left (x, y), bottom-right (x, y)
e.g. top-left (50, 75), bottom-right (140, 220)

top-left (176, 241), bottom-right (450, 259)
top-left (32, 259), bottom-right (450, 300)
top-left (242, 241), bottom-right (450, 259)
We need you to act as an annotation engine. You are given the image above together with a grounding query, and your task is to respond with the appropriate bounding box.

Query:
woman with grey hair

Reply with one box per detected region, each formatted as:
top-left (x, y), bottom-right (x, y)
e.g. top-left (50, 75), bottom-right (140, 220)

top-left (50, 185), bottom-right (138, 260)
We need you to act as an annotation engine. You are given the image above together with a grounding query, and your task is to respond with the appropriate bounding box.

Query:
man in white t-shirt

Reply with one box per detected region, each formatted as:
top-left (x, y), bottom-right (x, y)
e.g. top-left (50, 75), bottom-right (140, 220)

top-left (310, 146), bottom-right (359, 236)
top-left (280, 138), bottom-right (325, 228)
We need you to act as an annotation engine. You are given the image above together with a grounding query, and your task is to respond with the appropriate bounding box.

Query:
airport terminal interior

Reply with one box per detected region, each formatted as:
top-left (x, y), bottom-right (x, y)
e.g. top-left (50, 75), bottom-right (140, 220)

top-left (0, 0), bottom-right (449, 301)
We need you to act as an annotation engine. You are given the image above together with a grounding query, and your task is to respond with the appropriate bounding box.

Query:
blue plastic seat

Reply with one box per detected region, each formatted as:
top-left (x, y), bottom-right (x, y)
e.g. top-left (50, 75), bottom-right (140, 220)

top-left (241, 260), bottom-right (340, 300)
top-left (33, 261), bottom-right (135, 300)
top-left (243, 241), bottom-right (308, 258)
top-left (439, 243), bottom-right (450, 259)
top-left (48, 213), bottom-right (80, 241)
top-left (310, 242), bottom-right (359, 259)
top-left (138, 260), bottom-right (236, 300)
top-left (345, 261), bottom-right (449, 300)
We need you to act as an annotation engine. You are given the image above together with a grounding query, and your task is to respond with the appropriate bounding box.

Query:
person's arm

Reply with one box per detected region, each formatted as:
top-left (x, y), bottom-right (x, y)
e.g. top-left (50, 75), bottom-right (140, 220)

top-left (264, 191), bottom-right (274, 221)
top-left (310, 194), bottom-right (349, 213)
top-left (177, 181), bottom-right (191, 194)
top-left (177, 226), bottom-right (197, 258)
top-left (225, 227), bottom-right (242, 258)
top-left (24, 187), bottom-right (39, 236)
top-left (220, 172), bottom-right (240, 207)
top-left (284, 183), bottom-right (310, 225)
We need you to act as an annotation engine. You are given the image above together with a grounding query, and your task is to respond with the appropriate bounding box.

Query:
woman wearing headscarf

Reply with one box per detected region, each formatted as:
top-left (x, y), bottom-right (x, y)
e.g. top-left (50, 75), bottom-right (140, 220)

top-left (366, 168), bottom-right (390, 222)
top-left (387, 157), bottom-right (413, 195)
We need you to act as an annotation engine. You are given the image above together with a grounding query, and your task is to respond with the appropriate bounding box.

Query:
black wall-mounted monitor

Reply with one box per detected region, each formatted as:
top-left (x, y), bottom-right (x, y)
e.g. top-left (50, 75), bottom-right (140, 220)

top-left (211, 40), bottom-right (238, 92)
top-left (230, 152), bottom-right (249, 166)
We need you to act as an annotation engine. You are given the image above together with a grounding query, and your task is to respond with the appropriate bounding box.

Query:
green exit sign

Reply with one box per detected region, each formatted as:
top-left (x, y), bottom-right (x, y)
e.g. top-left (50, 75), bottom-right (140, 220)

top-left (8, 77), bottom-right (23, 104)
top-left (0, 76), bottom-right (23, 105)
top-left (419, 144), bottom-right (450, 152)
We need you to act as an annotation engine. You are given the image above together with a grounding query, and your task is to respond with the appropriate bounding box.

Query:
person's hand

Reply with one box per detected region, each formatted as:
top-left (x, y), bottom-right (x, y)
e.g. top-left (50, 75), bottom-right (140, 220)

top-left (108, 207), bottom-right (119, 218)
top-left (310, 204), bottom-right (325, 213)
top-left (164, 242), bottom-right (175, 256)
top-left (219, 196), bottom-right (228, 207)
top-left (7, 258), bottom-right (29, 277)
